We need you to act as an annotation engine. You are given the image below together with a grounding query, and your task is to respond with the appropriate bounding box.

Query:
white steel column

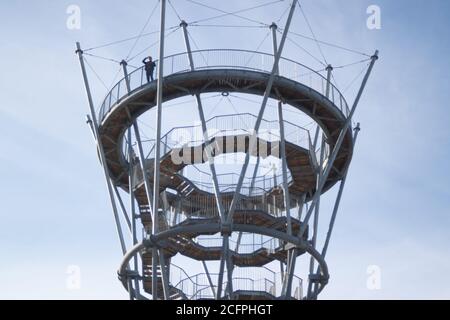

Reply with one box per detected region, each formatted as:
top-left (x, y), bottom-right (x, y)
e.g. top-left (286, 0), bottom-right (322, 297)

top-left (150, 0), bottom-right (167, 300)
top-left (180, 20), bottom-right (226, 222)
top-left (282, 192), bottom-right (306, 298)
top-left (234, 157), bottom-right (260, 253)
top-left (325, 65), bottom-right (333, 98)
top-left (76, 42), bottom-right (127, 255)
top-left (322, 123), bottom-right (360, 259)
top-left (297, 51), bottom-right (379, 239)
top-left (127, 128), bottom-right (141, 298)
top-left (202, 261), bottom-right (217, 298)
top-left (270, 22), bottom-right (279, 74)
top-left (311, 123), bottom-right (362, 298)
top-left (120, 60), bottom-right (155, 220)
top-left (227, 0), bottom-right (298, 225)
top-left (121, 53), bottom-right (171, 300)
top-left (180, 20), bottom-right (233, 299)
top-left (278, 101), bottom-right (292, 235)
top-left (307, 136), bottom-right (326, 299)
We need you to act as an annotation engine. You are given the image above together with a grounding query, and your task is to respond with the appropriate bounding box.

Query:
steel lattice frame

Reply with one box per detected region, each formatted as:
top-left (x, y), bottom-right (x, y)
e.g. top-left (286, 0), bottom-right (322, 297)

top-left (76, 0), bottom-right (378, 300)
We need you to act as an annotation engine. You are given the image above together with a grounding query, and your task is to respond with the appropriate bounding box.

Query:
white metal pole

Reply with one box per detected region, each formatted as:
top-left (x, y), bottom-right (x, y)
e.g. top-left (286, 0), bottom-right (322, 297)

top-left (282, 193), bottom-right (306, 298)
top-left (158, 250), bottom-right (171, 299)
top-left (76, 42), bottom-right (127, 255)
top-left (234, 157), bottom-right (260, 253)
top-left (113, 185), bottom-right (132, 230)
top-left (310, 124), bottom-right (362, 297)
top-left (180, 21), bottom-right (194, 69)
top-left (278, 101), bottom-right (292, 236)
top-left (180, 20), bottom-right (226, 222)
top-left (297, 51), bottom-right (378, 239)
top-left (120, 60), bottom-right (155, 220)
top-left (133, 124), bottom-right (154, 213)
top-left (120, 59), bottom-right (158, 300)
top-left (202, 261), bottom-right (217, 298)
top-left (270, 22), bottom-right (279, 75)
top-left (307, 136), bottom-right (326, 299)
top-left (127, 128), bottom-right (141, 298)
top-left (216, 236), bottom-right (227, 299)
top-left (180, 20), bottom-right (234, 299)
top-left (325, 65), bottom-right (333, 98)
top-left (151, 0), bottom-right (167, 300)
top-left (310, 124), bottom-right (362, 299)
top-left (227, 0), bottom-right (298, 225)
top-left (153, 0), bottom-right (167, 235)
top-left (225, 242), bottom-right (234, 299)
top-left (323, 123), bottom-right (360, 259)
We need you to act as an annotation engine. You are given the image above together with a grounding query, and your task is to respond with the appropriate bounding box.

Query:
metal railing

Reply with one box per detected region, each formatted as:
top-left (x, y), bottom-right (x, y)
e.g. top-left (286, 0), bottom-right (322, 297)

top-left (160, 112), bottom-right (311, 149)
top-left (169, 265), bottom-right (303, 300)
top-left (125, 113), bottom-right (312, 160)
top-left (127, 113), bottom-right (327, 198)
top-left (194, 235), bottom-right (281, 254)
top-left (164, 192), bottom-right (290, 226)
top-left (99, 49), bottom-right (350, 122)
top-left (172, 273), bottom-right (276, 300)
top-left (186, 179), bottom-right (286, 198)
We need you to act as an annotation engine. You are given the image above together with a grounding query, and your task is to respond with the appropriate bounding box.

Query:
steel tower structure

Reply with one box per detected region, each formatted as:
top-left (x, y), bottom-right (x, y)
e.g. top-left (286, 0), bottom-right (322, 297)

top-left (77, 0), bottom-right (378, 300)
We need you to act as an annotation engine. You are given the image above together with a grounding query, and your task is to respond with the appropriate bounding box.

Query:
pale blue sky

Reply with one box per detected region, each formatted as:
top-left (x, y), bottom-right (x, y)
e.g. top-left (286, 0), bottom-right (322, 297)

top-left (0, 0), bottom-right (449, 299)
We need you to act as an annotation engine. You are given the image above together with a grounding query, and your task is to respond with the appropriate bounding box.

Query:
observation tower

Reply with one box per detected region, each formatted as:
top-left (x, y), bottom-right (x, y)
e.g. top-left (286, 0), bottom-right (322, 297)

top-left (76, 0), bottom-right (378, 300)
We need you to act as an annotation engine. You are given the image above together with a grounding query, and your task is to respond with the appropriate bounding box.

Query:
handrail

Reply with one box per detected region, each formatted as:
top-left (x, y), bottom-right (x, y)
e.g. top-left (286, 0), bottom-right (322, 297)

top-left (137, 113), bottom-right (310, 150)
top-left (195, 236), bottom-right (280, 252)
top-left (191, 285), bottom-right (216, 299)
top-left (169, 263), bottom-right (303, 300)
top-left (162, 112), bottom-right (310, 144)
top-left (98, 49), bottom-right (350, 123)
top-left (124, 112), bottom-right (311, 160)
top-left (126, 112), bottom-right (311, 192)
top-left (191, 285), bottom-right (216, 300)
top-left (170, 263), bottom-right (200, 289)
top-left (173, 272), bottom-right (219, 296)
top-left (174, 272), bottom-right (278, 299)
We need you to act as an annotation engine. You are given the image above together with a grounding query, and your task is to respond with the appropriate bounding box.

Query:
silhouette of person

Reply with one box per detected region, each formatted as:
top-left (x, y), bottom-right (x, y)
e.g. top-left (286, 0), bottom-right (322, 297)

top-left (142, 56), bottom-right (156, 82)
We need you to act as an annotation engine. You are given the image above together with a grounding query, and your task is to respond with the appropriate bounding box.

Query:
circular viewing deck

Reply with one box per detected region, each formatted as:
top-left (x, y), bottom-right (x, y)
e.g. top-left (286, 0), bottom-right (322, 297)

top-left (98, 49), bottom-right (354, 197)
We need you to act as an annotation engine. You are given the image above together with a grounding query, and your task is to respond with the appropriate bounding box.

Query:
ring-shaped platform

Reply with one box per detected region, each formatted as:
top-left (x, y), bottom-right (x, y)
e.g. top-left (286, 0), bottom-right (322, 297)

top-left (99, 68), bottom-right (354, 196)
